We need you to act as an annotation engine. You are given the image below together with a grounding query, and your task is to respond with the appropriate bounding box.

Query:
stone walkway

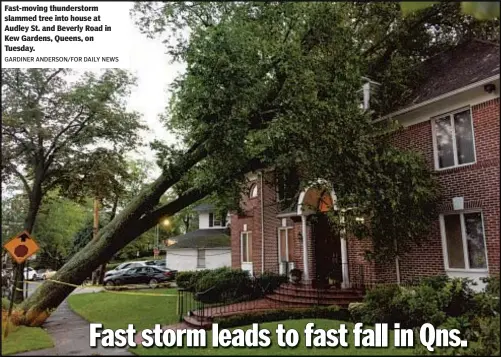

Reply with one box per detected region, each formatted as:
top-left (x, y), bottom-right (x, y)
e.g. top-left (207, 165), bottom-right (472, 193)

top-left (15, 287), bottom-right (133, 356)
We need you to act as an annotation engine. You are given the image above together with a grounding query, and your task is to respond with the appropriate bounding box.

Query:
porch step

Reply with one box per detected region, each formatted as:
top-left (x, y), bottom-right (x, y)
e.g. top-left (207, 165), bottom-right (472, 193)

top-left (266, 293), bottom-right (361, 307)
top-left (275, 284), bottom-right (364, 299)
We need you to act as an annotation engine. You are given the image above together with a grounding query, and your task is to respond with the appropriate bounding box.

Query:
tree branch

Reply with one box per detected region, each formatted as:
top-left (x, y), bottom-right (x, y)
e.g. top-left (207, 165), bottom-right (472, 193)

top-left (8, 164), bottom-right (32, 197)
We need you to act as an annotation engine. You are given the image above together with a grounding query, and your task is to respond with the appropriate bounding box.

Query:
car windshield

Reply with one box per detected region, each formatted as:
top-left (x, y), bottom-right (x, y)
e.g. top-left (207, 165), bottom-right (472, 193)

top-left (116, 263), bottom-right (130, 270)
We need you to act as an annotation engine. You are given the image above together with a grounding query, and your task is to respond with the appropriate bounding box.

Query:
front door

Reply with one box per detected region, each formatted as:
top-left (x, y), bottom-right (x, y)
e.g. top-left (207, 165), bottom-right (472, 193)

top-left (311, 214), bottom-right (342, 286)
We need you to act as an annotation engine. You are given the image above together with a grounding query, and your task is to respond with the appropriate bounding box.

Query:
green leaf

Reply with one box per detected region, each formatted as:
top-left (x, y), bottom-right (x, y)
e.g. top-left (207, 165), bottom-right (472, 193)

top-left (461, 2), bottom-right (500, 20)
top-left (400, 2), bottom-right (439, 15)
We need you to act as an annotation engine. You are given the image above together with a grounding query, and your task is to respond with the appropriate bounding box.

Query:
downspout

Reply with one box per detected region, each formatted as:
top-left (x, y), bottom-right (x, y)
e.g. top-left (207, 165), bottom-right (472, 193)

top-left (394, 238), bottom-right (401, 284)
top-left (260, 172), bottom-right (265, 274)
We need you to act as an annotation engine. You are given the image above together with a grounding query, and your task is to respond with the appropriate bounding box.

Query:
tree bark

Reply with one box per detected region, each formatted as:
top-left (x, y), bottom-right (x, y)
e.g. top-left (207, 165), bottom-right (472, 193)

top-left (91, 198), bottom-right (100, 285)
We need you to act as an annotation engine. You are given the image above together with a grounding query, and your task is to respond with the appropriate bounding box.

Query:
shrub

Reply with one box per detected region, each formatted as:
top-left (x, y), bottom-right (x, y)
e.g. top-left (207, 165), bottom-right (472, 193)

top-left (356, 276), bottom-right (479, 328)
top-left (2, 298), bottom-right (11, 310)
top-left (175, 270), bottom-right (213, 292)
top-left (255, 272), bottom-right (288, 295)
top-left (175, 271), bottom-right (196, 290)
top-left (195, 268), bottom-right (252, 303)
top-left (352, 284), bottom-right (402, 325)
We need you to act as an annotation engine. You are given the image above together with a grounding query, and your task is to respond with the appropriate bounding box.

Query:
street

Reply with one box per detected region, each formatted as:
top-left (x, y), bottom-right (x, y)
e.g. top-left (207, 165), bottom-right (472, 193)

top-left (24, 280), bottom-right (104, 298)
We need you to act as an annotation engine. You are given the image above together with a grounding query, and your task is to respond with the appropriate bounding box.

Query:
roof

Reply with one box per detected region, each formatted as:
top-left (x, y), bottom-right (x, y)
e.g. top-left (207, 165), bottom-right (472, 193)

top-left (192, 203), bottom-right (215, 212)
top-left (167, 228), bottom-right (230, 249)
top-left (397, 39), bottom-right (499, 111)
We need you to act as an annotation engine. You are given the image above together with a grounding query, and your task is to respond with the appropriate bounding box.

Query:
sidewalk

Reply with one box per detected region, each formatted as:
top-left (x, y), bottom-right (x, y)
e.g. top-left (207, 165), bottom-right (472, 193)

top-left (15, 287), bottom-right (133, 356)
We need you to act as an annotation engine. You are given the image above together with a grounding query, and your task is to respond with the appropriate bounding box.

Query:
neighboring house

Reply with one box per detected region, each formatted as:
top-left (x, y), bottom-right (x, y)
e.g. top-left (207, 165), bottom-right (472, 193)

top-left (230, 40), bottom-right (499, 290)
top-left (166, 204), bottom-right (231, 272)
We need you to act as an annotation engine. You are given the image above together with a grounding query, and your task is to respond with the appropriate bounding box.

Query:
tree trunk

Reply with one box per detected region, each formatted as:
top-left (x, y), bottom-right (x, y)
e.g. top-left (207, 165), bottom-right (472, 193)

top-left (98, 195), bottom-right (119, 285)
top-left (17, 153), bottom-right (263, 326)
top-left (91, 198), bottom-right (100, 285)
top-left (18, 169), bottom-right (209, 326)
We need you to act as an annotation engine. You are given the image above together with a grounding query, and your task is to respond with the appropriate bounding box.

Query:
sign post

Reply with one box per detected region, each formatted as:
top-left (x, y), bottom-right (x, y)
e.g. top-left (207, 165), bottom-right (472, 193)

top-left (3, 231), bottom-right (40, 339)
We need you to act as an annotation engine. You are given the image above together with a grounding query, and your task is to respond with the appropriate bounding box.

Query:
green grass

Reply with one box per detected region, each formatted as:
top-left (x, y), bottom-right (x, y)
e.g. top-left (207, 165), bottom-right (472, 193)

top-left (132, 319), bottom-right (414, 355)
top-left (1, 325), bottom-right (54, 355)
top-left (67, 288), bottom-right (181, 331)
top-left (68, 290), bottom-right (415, 355)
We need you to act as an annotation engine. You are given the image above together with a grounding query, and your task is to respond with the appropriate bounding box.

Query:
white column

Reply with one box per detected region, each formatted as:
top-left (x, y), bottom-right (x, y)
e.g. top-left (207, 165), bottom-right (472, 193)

top-left (340, 214), bottom-right (350, 288)
top-left (301, 215), bottom-right (309, 282)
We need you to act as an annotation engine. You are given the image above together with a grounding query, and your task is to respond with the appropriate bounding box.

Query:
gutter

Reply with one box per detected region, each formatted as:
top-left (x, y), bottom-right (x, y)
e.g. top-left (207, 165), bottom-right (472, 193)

top-left (373, 74), bottom-right (500, 123)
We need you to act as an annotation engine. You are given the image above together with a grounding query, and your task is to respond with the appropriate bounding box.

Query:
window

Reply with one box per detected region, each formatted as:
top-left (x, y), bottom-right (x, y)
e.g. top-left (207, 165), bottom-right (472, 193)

top-left (197, 249), bottom-right (206, 268)
top-left (433, 108), bottom-right (476, 169)
top-left (241, 232), bottom-right (253, 263)
top-left (276, 169), bottom-right (300, 210)
top-left (249, 183), bottom-right (258, 198)
top-left (278, 227), bottom-right (294, 262)
top-left (441, 211), bottom-right (487, 270)
top-left (209, 212), bottom-right (224, 227)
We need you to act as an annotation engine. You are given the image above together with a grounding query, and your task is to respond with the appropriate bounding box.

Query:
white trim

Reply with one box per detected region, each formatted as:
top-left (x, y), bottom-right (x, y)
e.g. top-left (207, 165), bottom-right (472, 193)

top-left (297, 179), bottom-right (338, 215)
top-left (301, 215), bottom-right (309, 281)
top-left (431, 106), bottom-right (477, 171)
top-left (439, 210), bottom-right (489, 272)
top-left (374, 75), bottom-right (500, 123)
top-left (278, 226), bottom-right (294, 263)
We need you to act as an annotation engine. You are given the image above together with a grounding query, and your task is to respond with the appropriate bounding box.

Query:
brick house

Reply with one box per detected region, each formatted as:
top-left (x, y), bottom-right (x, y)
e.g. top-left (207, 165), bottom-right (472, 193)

top-left (230, 40), bottom-right (500, 291)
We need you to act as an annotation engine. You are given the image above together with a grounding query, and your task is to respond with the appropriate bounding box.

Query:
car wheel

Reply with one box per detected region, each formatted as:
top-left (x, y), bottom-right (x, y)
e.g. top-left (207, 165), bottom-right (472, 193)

top-left (149, 278), bottom-right (158, 289)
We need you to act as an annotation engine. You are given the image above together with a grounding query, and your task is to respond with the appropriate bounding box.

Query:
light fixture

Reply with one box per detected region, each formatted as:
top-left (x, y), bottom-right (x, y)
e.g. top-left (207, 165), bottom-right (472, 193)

top-left (162, 218), bottom-right (170, 227)
top-left (484, 83), bottom-right (496, 94)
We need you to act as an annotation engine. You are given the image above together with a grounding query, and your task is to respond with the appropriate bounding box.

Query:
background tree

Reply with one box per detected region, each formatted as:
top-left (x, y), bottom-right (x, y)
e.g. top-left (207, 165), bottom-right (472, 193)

top-left (32, 193), bottom-right (92, 270)
top-left (16, 1), bottom-right (488, 325)
top-left (1, 68), bottom-right (145, 301)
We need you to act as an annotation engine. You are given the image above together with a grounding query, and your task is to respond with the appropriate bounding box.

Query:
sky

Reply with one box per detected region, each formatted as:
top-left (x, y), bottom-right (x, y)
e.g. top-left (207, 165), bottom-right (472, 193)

top-left (71, 2), bottom-right (187, 179)
top-left (2, 2), bottom-right (186, 199)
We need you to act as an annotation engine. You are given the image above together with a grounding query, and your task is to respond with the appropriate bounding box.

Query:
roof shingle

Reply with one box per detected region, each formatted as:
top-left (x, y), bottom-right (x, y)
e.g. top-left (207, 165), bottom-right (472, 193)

top-left (399, 39), bottom-right (499, 110)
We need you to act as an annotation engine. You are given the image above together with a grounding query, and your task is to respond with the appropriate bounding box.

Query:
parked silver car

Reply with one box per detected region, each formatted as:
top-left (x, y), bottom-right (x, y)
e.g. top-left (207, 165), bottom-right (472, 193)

top-left (104, 261), bottom-right (149, 278)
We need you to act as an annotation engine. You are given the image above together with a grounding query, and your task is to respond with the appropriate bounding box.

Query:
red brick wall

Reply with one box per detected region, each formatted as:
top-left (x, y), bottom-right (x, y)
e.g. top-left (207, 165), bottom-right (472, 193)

top-left (387, 97), bottom-right (500, 280)
top-left (231, 97), bottom-right (500, 282)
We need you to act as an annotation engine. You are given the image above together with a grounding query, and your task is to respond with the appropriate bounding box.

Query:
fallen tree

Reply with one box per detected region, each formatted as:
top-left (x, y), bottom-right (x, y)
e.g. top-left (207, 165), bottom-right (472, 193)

top-left (12, 2), bottom-right (494, 325)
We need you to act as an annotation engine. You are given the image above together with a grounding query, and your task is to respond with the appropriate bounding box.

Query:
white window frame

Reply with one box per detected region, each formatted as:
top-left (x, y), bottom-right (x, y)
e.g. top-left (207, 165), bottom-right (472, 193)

top-left (278, 227), bottom-right (294, 262)
top-left (431, 106), bottom-right (477, 171)
top-left (197, 249), bottom-right (206, 268)
top-left (439, 210), bottom-right (489, 273)
top-left (209, 212), bottom-right (223, 228)
top-left (249, 183), bottom-right (258, 198)
top-left (240, 231), bottom-right (253, 263)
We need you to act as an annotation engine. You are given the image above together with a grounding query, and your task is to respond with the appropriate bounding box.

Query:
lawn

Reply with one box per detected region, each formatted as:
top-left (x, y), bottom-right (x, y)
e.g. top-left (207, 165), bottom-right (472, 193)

top-left (1, 325), bottom-right (54, 355)
top-left (67, 288), bottom-right (181, 331)
top-left (68, 290), bottom-right (416, 355)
